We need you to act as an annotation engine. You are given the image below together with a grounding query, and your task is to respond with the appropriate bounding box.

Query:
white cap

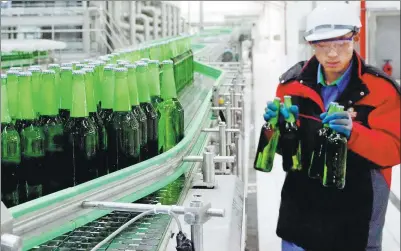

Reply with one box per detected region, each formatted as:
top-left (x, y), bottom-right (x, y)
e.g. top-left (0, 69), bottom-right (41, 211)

top-left (304, 2), bottom-right (361, 42)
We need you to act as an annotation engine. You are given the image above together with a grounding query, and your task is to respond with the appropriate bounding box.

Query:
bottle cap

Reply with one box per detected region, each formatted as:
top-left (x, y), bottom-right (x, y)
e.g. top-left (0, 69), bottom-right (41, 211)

top-left (28, 68), bottom-right (41, 73)
top-left (18, 71), bottom-right (32, 77)
top-left (72, 70), bottom-right (85, 75)
top-left (61, 66), bottom-right (73, 71)
top-left (48, 64), bottom-right (60, 69)
top-left (42, 70), bottom-right (56, 75)
top-left (114, 67), bottom-right (128, 72)
top-left (6, 70), bottom-right (19, 75)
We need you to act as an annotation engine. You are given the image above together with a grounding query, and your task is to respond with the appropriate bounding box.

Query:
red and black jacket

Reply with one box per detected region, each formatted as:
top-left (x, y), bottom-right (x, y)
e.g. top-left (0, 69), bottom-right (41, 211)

top-left (274, 52), bottom-right (400, 251)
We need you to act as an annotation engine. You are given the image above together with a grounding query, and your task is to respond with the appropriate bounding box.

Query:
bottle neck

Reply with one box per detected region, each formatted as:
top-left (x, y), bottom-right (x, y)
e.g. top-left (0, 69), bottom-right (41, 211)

top-left (113, 73), bottom-right (131, 112)
top-left (148, 66), bottom-right (161, 97)
top-left (60, 71), bottom-right (73, 110)
top-left (41, 75), bottom-right (58, 116)
top-left (1, 84), bottom-right (12, 123)
top-left (17, 77), bottom-right (36, 120)
top-left (6, 74), bottom-right (19, 119)
top-left (84, 72), bottom-right (97, 113)
top-left (127, 69), bottom-right (140, 106)
top-left (70, 75), bottom-right (88, 118)
top-left (160, 67), bottom-right (177, 100)
top-left (102, 71), bottom-right (115, 109)
top-left (136, 70), bottom-right (151, 103)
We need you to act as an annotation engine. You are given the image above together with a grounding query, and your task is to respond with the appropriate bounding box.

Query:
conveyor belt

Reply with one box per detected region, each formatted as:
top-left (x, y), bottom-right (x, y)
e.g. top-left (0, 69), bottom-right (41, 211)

top-left (12, 61), bottom-right (226, 251)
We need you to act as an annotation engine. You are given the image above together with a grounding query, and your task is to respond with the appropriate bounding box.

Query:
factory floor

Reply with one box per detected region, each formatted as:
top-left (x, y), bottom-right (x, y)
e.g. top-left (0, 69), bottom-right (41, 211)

top-left (246, 39), bottom-right (400, 251)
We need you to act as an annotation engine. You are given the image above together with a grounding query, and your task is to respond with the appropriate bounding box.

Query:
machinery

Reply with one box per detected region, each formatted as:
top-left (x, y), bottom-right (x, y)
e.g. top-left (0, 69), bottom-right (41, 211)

top-left (1, 31), bottom-right (250, 251)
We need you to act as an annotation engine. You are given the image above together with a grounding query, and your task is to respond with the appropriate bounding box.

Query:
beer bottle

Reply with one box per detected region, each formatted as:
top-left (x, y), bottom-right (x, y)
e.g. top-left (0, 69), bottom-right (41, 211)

top-left (1, 74), bottom-right (21, 207)
top-left (126, 64), bottom-right (148, 161)
top-left (148, 60), bottom-right (163, 109)
top-left (83, 67), bottom-right (108, 176)
top-left (254, 97), bottom-right (281, 172)
top-left (6, 70), bottom-right (19, 123)
top-left (39, 70), bottom-right (65, 195)
top-left (28, 67), bottom-right (42, 117)
top-left (15, 72), bottom-right (46, 203)
top-left (59, 66), bottom-right (73, 123)
top-left (160, 60), bottom-right (184, 143)
top-left (99, 66), bottom-right (115, 127)
top-left (47, 64), bottom-right (61, 110)
top-left (64, 70), bottom-right (99, 186)
top-left (323, 105), bottom-right (348, 189)
top-left (136, 62), bottom-right (158, 158)
top-left (75, 63), bottom-right (86, 70)
top-left (280, 96), bottom-right (302, 172)
top-left (308, 102), bottom-right (338, 179)
top-left (108, 68), bottom-right (140, 171)
top-left (88, 61), bottom-right (105, 111)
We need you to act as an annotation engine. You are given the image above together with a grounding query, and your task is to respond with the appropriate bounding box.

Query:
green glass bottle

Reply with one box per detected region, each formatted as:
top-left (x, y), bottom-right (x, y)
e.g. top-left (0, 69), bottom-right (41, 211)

top-left (64, 70), bottom-right (99, 186)
top-left (1, 74), bottom-right (21, 207)
top-left (280, 96), bottom-right (302, 172)
top-left (136, 62), bottom-right (158, 158)
top-left (71, 61), bottom-right (80, 70)
top-left (323, 105), bottom-right (348, 189)
top-left (308, 102), bottom-right (337, 179)
top-left (48, 64), bottom-right (61, 110)
top-left (126, 64), bottom-right (148, 161)
top-left (148, 60), bottom-right (163, 108)
top-left (75, 63), bottom-right (86, 70)
top-left (88, 61), bottom-right (105, 111)
top-left (160, 60), bottom-right (185, 143)
top-left (39, 70), bottom-right (65, 195)
top-left (28, 67), bottom-right (42, 117)
top-left (5, 70), bottom-right (19, 123)
top-left (108, 68), bottom-right (140, 171)
top-left (254, 97), bottom-right (281, 172)
top-left (15, 71), bottom-right (46, 203)
top-left (59, 66), bottom-right (73, 123)
top-left (83, 67), bottom-right (109, 176)
top-left (99, 66), bottom-right (115, 126)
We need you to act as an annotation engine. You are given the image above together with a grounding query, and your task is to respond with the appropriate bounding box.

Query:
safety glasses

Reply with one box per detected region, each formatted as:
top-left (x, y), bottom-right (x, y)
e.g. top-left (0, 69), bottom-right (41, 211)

top-left (311, 36), bottom-right (354, 54)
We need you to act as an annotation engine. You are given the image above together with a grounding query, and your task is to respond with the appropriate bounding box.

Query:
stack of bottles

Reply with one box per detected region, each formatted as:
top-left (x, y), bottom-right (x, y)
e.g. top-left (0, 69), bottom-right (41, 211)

top-left (1, 56), bottom-right (186, 208)
top-left (253, 97), bottom-right (348, 189)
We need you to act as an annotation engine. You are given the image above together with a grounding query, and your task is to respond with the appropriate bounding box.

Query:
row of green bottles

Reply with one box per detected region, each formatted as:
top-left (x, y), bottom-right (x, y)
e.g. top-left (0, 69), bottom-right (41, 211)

top-left (1, 56), bottom-right (186, 207)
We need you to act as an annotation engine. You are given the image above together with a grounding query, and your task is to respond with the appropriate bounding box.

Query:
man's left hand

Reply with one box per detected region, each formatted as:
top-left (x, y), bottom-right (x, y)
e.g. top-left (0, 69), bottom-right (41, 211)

top-left (321, 112), bottom-right (353, 139)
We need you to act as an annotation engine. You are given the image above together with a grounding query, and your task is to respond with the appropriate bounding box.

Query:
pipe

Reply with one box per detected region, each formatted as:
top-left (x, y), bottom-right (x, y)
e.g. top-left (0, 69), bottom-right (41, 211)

top-left (161, 2), bottom-right (167, 37)
top-left (82, 201), bottom-right (225, 217)
top-left (360, 0), bottom-right (366, 59)
top-left (129, 1), bottom-right (136, 45)
top-left (136, 14), bottom-right (151, 41)
top-left (142, 6), bottom-right (160, 40)
top-left (136, 33), bottom-right (144, 44)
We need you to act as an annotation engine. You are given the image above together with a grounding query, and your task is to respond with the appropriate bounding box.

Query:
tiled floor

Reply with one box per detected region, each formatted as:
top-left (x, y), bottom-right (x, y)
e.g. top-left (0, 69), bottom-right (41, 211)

top-left (250, 39), bottom-right (400, 251)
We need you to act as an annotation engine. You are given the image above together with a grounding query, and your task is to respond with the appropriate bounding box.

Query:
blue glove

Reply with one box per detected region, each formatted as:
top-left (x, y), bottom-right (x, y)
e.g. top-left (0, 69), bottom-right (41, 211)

top-left (280, 104), bottom-right (299, 120)
top-left (321, 112), bottom-right (353, 138)
top-left (263, 101), bottom-right (279, 122)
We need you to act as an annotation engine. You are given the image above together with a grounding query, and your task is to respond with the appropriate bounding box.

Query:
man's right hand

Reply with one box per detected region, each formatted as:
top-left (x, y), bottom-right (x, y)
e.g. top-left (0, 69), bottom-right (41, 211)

top-left (263, 101), bottom-right (299, 122)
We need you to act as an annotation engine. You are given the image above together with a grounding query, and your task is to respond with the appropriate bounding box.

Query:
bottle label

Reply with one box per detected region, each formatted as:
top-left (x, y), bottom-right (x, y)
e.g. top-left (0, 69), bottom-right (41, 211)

top-left (45, 125), bottom-right (64, 152)
top-left (21, 127), bottom-right (45, 158)
top-left (1, 131), bottom-right (21, 164)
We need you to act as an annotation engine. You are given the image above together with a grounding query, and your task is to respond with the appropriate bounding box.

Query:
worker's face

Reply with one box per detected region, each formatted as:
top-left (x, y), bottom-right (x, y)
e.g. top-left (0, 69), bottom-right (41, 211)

top-left (311, 32), bottom-right (358, 74)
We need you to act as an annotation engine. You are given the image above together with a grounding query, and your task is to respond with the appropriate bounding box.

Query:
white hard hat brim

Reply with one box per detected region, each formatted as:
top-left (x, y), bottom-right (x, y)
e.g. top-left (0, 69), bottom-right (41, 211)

top-left (304, 29), bottom-right (353, 42)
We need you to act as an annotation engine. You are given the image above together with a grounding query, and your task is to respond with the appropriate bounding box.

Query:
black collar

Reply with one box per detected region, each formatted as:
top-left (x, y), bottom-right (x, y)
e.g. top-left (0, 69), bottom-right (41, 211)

top-left (296, 51), bottom-right (370, 110)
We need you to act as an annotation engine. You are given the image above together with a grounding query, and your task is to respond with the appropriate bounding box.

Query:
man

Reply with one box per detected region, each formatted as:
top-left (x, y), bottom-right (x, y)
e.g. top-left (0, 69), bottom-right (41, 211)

top-left (263, 3), bottom-right (401, 251)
